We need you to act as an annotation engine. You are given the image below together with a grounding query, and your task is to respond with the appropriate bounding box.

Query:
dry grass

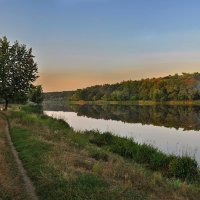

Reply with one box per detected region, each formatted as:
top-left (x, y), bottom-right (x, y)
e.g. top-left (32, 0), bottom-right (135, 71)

top-left (46, 145), bottom-right (199, 200)
top-left (8, 108), bottom-right (200, 200)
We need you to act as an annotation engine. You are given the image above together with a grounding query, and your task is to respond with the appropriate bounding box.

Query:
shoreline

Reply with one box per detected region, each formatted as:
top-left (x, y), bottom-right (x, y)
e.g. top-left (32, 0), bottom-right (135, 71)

top-left (69, 100), bottom-right (200, 106)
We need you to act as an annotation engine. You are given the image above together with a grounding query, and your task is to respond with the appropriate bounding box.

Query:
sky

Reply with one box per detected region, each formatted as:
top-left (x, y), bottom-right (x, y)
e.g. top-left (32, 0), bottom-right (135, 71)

top-left (1, 0), bottom-right (200, 91)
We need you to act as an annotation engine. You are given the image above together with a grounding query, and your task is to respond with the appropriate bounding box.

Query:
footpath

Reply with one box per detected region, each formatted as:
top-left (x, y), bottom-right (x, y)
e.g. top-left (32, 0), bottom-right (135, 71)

top-left (0, 113), bottom-right (38, 200)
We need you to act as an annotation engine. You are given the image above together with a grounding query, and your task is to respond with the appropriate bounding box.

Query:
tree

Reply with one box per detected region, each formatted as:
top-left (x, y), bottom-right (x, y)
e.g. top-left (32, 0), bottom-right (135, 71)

top-left (29, 85), bottom-right (43, 104)
top-left (71, 72), bottom-right (200, 102)
top-left (0, 36), bottom-right (38, 110)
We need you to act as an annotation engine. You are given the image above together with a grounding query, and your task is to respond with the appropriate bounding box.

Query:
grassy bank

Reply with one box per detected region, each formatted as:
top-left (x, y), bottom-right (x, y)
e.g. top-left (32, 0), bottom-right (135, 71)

top-left (0, 113), bottom-right (27, 200)
top-left (69, 100), bottom-right (200, 106)
top-left (7, 105), bottom-right (200, 199)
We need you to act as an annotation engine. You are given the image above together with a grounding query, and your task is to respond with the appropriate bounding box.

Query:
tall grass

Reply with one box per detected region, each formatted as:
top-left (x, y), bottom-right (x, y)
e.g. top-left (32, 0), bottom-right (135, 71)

top-left (88, 131), bottom-right (199, 182)
top-left (11, 105), bottom-right (70, 130)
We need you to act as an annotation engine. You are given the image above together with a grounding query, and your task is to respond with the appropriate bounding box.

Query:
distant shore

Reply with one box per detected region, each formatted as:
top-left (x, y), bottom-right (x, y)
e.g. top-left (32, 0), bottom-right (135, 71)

top-left (69, 100), bottom-right (200, 106)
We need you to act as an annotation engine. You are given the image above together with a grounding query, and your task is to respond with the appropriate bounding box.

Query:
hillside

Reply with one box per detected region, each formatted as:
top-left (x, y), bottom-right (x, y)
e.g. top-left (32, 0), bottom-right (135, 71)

top-left (71, 73), bottom-right (200, 102)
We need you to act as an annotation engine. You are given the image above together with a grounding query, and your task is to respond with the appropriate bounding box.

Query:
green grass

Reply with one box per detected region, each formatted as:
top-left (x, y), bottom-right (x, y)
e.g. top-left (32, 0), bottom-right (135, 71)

top-left (7, 105), bottom-right (200, 200)
top-left (88, 131), bottom-right (199, 182)
top-left (89, 149), bottom-right (109, 162)
top-left (0, 113), bottom-right (28, 200)
top-left (10, 125), bottom-right (148, 200)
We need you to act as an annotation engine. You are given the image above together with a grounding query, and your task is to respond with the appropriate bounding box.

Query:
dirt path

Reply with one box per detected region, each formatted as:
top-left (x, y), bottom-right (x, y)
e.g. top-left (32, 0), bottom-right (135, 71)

top-left (0, 113), bottom-right (38, 200)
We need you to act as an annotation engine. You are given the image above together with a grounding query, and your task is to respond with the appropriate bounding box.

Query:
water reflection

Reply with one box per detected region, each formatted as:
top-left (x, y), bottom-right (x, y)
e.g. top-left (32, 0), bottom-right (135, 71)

top-left (44, 103), bottom-right (200, 131)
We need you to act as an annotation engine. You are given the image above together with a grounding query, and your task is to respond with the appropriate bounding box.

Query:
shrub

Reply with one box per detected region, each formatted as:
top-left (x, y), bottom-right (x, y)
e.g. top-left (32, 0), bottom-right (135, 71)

top-left (89, 132), bottom-right (114, 147)
top-left (135, 144), bottom-right (157, 164)
top-left (110, 139), bottom-right (157, 164)
top-left (168, 156), bottom-right (198, 181)
top-left (149, 152), bottom-right (174, 171)
top-left (110, 139), bottom-right (138, 159)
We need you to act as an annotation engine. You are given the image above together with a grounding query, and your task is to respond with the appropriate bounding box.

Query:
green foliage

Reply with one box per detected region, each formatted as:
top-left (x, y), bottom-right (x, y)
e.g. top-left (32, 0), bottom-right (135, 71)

top-left (89, 132), bottom-right (114, 147)
top-left (29, 85), bottom-right (44, 104)
top-left (71, 73), bottom-right (200, 102)
top-left (149, 152), bottom-right (174, 172)
top-left (0, 36), bottom-right (38, 109)
top-left (21, 104), bottom-right (43, 114)
top-left (88, 132), bottom-right (199, 182)
top-left (136, 144), bottom-right (158, 163)
top-left (168, 157), bottom-right (198, 181)
top-left (12, 93), bottom-right (28, 104)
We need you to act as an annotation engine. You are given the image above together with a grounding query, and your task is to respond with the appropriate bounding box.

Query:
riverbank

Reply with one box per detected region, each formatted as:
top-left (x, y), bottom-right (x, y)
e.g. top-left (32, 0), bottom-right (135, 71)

top-left (69, 100), bottom-right (200, 106)
top-left (6, 105), bottom-right (200, 199)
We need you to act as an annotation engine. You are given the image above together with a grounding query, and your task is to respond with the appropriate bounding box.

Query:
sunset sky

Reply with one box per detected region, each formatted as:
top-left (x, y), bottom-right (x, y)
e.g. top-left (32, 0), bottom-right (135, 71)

top-left (1, 0), bottom-right (200, 91)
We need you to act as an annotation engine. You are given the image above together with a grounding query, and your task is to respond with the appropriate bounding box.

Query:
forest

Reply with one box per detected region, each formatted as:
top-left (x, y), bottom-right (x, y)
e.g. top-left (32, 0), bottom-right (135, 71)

top-left (71, 73), bottom-right (200, 101)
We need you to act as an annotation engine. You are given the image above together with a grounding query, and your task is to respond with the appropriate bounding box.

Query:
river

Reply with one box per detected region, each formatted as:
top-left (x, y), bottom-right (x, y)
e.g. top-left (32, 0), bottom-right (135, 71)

top-left (44, 104), bottom-right (200, 164)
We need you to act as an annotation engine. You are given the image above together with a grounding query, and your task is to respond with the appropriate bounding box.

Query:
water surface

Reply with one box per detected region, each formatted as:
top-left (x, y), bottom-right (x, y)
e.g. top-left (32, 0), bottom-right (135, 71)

top-left (44, 104), bottom-right (200, 164)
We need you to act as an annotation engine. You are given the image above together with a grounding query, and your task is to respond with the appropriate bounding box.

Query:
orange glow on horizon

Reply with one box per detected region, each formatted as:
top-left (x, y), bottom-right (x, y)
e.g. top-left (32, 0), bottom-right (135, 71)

top-left (36, 62), bottom-right (200, 92)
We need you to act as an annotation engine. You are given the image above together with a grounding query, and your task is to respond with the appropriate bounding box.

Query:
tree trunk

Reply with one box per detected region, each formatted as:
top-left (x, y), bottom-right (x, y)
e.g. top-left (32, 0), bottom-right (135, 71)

top-left (4, 99), bottom-right (8, 110)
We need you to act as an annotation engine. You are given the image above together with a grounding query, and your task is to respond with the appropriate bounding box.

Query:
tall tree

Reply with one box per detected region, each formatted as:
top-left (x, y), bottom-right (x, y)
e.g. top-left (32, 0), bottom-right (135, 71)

top-left (0, 36), bottom-right (38, 110)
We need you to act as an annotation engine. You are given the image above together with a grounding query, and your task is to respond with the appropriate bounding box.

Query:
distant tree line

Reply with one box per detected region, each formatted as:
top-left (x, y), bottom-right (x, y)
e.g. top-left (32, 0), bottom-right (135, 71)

top-left (71, 73), bottom-right (200, 101)
top-left (44, 91), bottom-right (74, 101)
